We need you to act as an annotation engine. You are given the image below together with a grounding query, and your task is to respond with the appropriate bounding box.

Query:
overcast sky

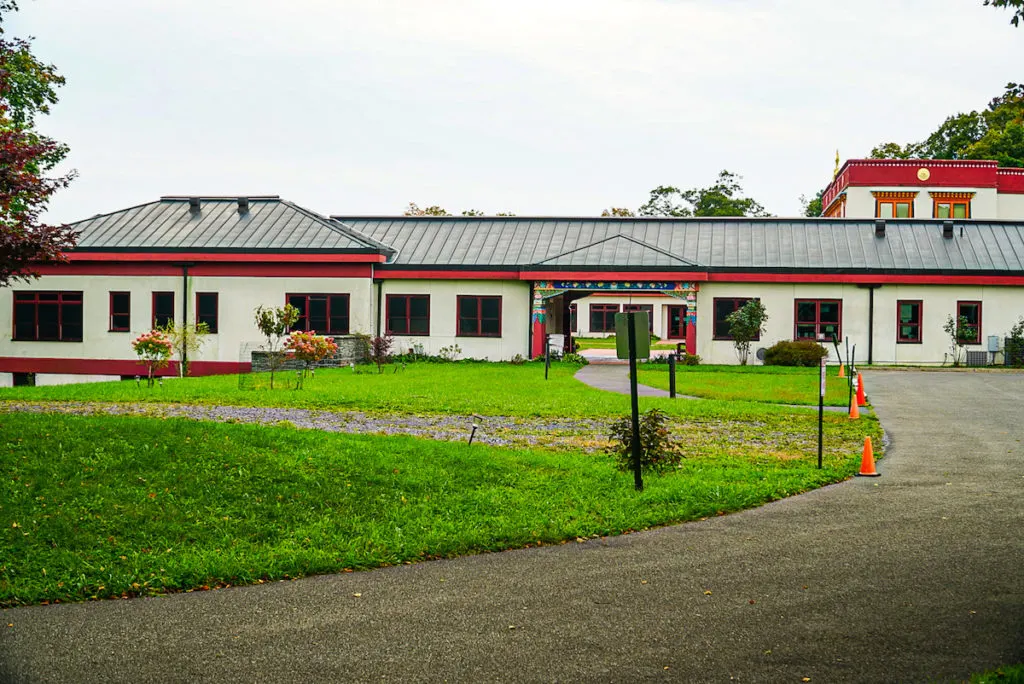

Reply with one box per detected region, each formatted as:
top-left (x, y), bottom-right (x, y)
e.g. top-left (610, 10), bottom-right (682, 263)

top-left (10, 0), bottom-right (1024, 223)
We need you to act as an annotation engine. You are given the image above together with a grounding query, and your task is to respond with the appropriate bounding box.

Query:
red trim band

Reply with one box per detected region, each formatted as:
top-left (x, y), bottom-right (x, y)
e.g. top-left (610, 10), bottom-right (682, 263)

top-left (68, 252), bottom-right (385, 263)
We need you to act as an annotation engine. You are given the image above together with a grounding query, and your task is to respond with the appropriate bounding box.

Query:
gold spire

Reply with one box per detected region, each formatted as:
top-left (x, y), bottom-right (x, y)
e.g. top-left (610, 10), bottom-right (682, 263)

top-left (834, 150), bottom-right (841, 178)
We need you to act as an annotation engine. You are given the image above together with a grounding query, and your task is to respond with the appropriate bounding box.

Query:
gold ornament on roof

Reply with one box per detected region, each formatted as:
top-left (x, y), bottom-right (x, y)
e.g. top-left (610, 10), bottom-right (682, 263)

top-left (917, 168), bottom-right (931, 181)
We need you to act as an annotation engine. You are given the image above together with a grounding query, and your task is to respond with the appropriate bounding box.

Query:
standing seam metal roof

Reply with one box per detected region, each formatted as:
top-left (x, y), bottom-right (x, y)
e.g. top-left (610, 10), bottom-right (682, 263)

top-left (332, 216), bottom-right (1024, 273)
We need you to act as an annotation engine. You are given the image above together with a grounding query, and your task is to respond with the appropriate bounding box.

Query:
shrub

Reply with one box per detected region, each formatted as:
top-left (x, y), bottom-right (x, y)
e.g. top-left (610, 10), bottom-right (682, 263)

top-left (678, 353), bottom-right (701, 366)
top-left (284, 331), bottom-right (338, 386)
top-left (562, 352), bottom-right (588, 365)
top-left (369, 334), bottom-right (395, 373)
top-left (606, 408), bottom-right (682, 474)
top-left (131, 330), bottom-right (174, 386)
top-left (763, 339), bottom-right (828, 366)
top-left (1007, 317), bottom-right (1024, 367)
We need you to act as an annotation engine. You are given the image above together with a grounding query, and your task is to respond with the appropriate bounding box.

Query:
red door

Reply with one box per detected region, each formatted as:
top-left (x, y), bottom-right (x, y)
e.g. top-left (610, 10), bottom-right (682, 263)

top-left (667, 305), bottom-right (687, 339)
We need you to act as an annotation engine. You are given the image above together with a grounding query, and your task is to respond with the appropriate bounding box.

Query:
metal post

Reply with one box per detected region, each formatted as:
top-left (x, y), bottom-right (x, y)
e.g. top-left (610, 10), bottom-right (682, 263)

top-left (627, 312), bottom-right (643, 492)
top-left (544, 338), bottom-right (550, 380)
top-left (818, 357), bottom-right (825, 469)
top-left (668, 352), bottom-right (676, 399)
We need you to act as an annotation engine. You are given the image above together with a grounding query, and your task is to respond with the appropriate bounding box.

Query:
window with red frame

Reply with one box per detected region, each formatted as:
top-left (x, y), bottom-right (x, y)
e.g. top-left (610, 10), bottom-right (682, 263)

top-left (196, 292), bottom-right (219, 334)
top-left (795, 299), bottom-right (841, 341)
top-left (13, 291), bottom-right (83, 341)
top-left (109, 292), bottom-right (130, 332)
top-left (897, 300), bottom-right (922, 343)
top-left (387, 294), bottom-right (430, 336)
top-left (457, 295), bottom-right (501, 337)
top-left (152, 291), bottom-right (175, 329)
top-left (622, 304), bottom-right (654, 332)
top-left (956, 301), bottom-right (981, 344)
top-left (590, 303), bottom-right (619, 333)
top-left (287, 294), bottom-right (349, 334)
top-left (713, 298), bottom-right (759, 340)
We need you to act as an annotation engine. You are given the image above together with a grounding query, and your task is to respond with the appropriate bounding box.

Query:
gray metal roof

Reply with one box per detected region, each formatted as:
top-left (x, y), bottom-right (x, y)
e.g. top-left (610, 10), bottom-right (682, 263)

top-left (72, 197), bottom-right (387, 253)
top-left (333, 216), bottom-right (1024, 274)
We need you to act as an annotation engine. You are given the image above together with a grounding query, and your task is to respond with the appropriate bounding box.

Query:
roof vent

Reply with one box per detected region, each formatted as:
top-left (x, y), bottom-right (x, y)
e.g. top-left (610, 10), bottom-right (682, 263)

top-left (874, 219), bottom-right (885, 237)
top-left (237, 197), bottom-right (249, 214)
top-left (188, 197), bottom-right (201, 215)
top-left (942, 220), bottom-right (954, 239)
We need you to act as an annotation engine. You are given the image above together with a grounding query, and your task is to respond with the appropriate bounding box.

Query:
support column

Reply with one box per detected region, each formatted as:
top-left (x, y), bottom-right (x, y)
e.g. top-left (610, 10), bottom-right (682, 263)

top-left (685, 290), bottom-right (697, 356)
top-left (531, 290), bottom-right (546, 359)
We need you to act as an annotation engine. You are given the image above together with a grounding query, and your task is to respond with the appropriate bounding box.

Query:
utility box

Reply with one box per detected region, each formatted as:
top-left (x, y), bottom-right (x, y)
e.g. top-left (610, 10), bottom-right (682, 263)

top-left (987, 336), bottom-right (1001, 352)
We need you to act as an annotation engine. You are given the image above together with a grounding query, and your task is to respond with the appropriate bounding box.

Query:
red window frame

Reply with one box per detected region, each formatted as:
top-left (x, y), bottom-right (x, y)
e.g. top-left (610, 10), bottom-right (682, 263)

top-left (109, 291), bottom-right (131, 332)
top-left (456, 295), bottom-right (502, 337)
top-left (956, 301), bottom-right (981, 344)
top-left (13, 291), bottom-right (83, 342)
top-left (622, 304), bottom-right (654, 332)
top-left (386, 294), bottom-right (430, 336)
top-left (196, 292), bottom-right (219, 334)
top-left (286, 293), bottom-right (350, 334)
top-left (713, 298), bottom-right (759, 340)
top-left (590, 303), bottom-right (619, 333)
top-left (896, 300), bottom-right (922, 344)
top-left (152, 291), bottom-right (175, 329)
top-left (794, 299), bottom-right (842, 341)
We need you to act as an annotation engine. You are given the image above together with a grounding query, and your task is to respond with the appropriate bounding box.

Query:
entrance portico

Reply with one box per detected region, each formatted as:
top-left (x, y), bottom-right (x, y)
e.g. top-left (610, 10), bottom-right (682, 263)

top-left (530, 280), bottom-right (698, 358)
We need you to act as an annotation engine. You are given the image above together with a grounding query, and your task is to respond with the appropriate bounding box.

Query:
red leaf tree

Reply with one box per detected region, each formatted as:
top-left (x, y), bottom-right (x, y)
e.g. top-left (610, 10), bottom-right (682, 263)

top-left (0, 1), bottom-right (77, 287)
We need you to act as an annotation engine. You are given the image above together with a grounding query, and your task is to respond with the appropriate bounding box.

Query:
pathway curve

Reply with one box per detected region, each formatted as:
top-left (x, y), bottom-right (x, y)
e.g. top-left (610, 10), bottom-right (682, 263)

top-left (2, 371), bottom-right (1022, 682)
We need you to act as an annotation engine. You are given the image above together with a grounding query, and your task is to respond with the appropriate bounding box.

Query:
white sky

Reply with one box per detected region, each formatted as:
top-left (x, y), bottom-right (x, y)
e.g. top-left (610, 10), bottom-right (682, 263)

top-left (10, 0), bottom-right (1024, 223)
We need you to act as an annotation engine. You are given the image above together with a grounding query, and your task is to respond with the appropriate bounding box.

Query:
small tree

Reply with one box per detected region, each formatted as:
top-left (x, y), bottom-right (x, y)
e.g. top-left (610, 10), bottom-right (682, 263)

top-left (254, 303), bottom-right (300, 388)
top-left (158, 322), bottom-right (209, 377)
top-left (284, 331), bottom-right (338, 387)
top-left (725, 300), bottom-right (768, 365)
top-left (131, 330), bottom-right (173, 387)
top-left (369, 333), bottom-right (394, 373)
top-left (943, 314), bottom-right (975, 367)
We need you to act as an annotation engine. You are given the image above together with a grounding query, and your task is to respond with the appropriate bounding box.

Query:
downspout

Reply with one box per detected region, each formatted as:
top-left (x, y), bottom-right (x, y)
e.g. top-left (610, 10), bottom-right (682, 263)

top-left (857, 284), bottom-right (881, 365)
top-left (181, 264), bottom-right (190, 376)
top-left (375, 277), bottom-right (382, 337)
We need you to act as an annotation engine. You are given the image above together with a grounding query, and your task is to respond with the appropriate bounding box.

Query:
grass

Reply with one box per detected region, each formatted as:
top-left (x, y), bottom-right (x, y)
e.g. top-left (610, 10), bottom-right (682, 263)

top-left (969, 664), bottom-right (1024, 683)
top-left (638, 364), bottom-right (855, 406)
top-left (575, 335), bottom-right (677, 350)
top-left (0, 362), bottom-right (851, 419)
top-left (0, 411), bottom-right (874, 607)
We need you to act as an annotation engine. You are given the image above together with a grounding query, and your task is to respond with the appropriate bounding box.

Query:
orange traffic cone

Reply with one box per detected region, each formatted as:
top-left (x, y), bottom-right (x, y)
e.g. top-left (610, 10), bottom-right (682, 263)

top-left (855, 436), bottom-right (880, 477)
top-left (848, 391), bottom-right (860, 419)
top-left (838, 363), bottom-right (845, 379)
top-left (856, 372), bottom-right (866, 407)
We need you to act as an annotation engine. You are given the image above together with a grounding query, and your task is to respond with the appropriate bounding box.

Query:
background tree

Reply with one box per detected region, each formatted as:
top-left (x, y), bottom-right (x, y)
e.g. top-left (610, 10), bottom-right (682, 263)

top-left (403, 202), bottom-right (451, 216)
top-left (638, 171), bottom-right (770, 218)
top-left (254, 304), bottom-right (300, 389)
top-left (601, 207), bottom-right (636, 217)
top-left (868, 83), bottom-right (1024, 167)
top-left (725, 299), bottom-right (768, 365)
top-left (800, 188), bottom-right (825, 217)
top-left (0, 1), bottom-right (77, 286)
top-left (984, 0), bottom-right (1024, 26)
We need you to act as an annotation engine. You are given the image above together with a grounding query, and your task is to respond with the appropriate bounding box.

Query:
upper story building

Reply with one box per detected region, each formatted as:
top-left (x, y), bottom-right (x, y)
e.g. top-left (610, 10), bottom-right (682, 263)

top-left (822, 159), bottom-right (1024, 220)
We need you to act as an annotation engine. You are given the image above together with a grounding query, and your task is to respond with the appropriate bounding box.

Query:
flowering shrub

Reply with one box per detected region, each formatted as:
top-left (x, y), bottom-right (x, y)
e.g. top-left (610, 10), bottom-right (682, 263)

top-left (132, 330), bottom-right (173, 386)
top-left (284, 331), bottom-right (338, 384)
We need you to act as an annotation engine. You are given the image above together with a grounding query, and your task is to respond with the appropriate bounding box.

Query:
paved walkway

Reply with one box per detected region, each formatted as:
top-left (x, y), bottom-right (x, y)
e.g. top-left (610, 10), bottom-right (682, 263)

top-left (2, 371), bottom-right (1022, 682)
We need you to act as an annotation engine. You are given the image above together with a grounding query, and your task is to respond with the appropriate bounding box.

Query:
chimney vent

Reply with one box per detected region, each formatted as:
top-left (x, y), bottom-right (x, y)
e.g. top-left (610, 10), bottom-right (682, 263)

top-left (874, 219), bottom-right (885, 237)
top-left (942, 220), bottom-right (954, 239)
top-left (188, 197), bottom-right (201, 214)
top-left (237, 197), bottom-right (249, 214)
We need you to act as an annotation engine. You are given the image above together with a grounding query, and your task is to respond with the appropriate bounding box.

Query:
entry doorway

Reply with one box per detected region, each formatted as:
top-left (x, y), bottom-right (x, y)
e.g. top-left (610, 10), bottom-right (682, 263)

top-left (667, 305), bottom-right (687, 339)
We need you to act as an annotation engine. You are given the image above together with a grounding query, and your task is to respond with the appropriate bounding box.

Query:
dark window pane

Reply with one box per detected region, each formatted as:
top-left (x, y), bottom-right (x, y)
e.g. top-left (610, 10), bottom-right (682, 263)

top-left (481, 318), bottom-right (500, 335)
top-left (819, 302), bottom-right (840, 322)
top-left (308, 297), bottom-right (328, 331)
top-left (14, 303), bottom-right (35, 340)
top-left (481, 298), bottom-right (500, 319)
top-left (796, 302), bottom-right (816, 322)
top-left (410, 318), bottom-right (429, 335)
top-left (796, 324), bottom-right (816, 338)
top-left (390, 297), bottom-right (407, 317)
top-left (460, 298), bottom-right (477, 318)
top-left (410, 297), bottom-right (428, 318)
top-left (38, 303), bottom-right (59, 340)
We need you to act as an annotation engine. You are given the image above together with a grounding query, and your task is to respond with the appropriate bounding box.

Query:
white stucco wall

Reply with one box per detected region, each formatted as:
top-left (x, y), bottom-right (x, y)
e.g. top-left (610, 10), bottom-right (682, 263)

top-left (843, 187), bottom-right (1000, 219)
top-left (0, 274), bottom-right (374, 368)
top-left (377, 279), bottom-right (531, 361)
top-left (998, 193), bottom-right (1024, 219)
top-left (697, 282), bottom-right (1024, 365)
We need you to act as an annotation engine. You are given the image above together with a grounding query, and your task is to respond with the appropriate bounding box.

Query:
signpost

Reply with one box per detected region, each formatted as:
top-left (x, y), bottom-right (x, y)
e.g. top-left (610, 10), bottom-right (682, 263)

top-left (818, 356), bottom-right (826, 469)
top-left (616, 311), bottom-right (649, 492)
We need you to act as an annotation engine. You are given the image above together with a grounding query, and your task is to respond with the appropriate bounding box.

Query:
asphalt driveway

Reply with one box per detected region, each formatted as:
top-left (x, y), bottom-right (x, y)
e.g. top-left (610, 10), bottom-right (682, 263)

top-left (1, 370), bottom-right (1022, 683)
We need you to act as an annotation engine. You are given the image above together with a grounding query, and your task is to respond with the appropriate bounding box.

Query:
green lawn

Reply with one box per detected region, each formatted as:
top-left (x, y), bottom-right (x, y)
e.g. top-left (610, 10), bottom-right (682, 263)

top-left (638, 364), bottom-right (856, 406)
top-left (0, 411), bottom-right (873, 607)
top-left (575, 335), bottom-right (678, 350)
top-left (0, 362), bottom-right (847, 419)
